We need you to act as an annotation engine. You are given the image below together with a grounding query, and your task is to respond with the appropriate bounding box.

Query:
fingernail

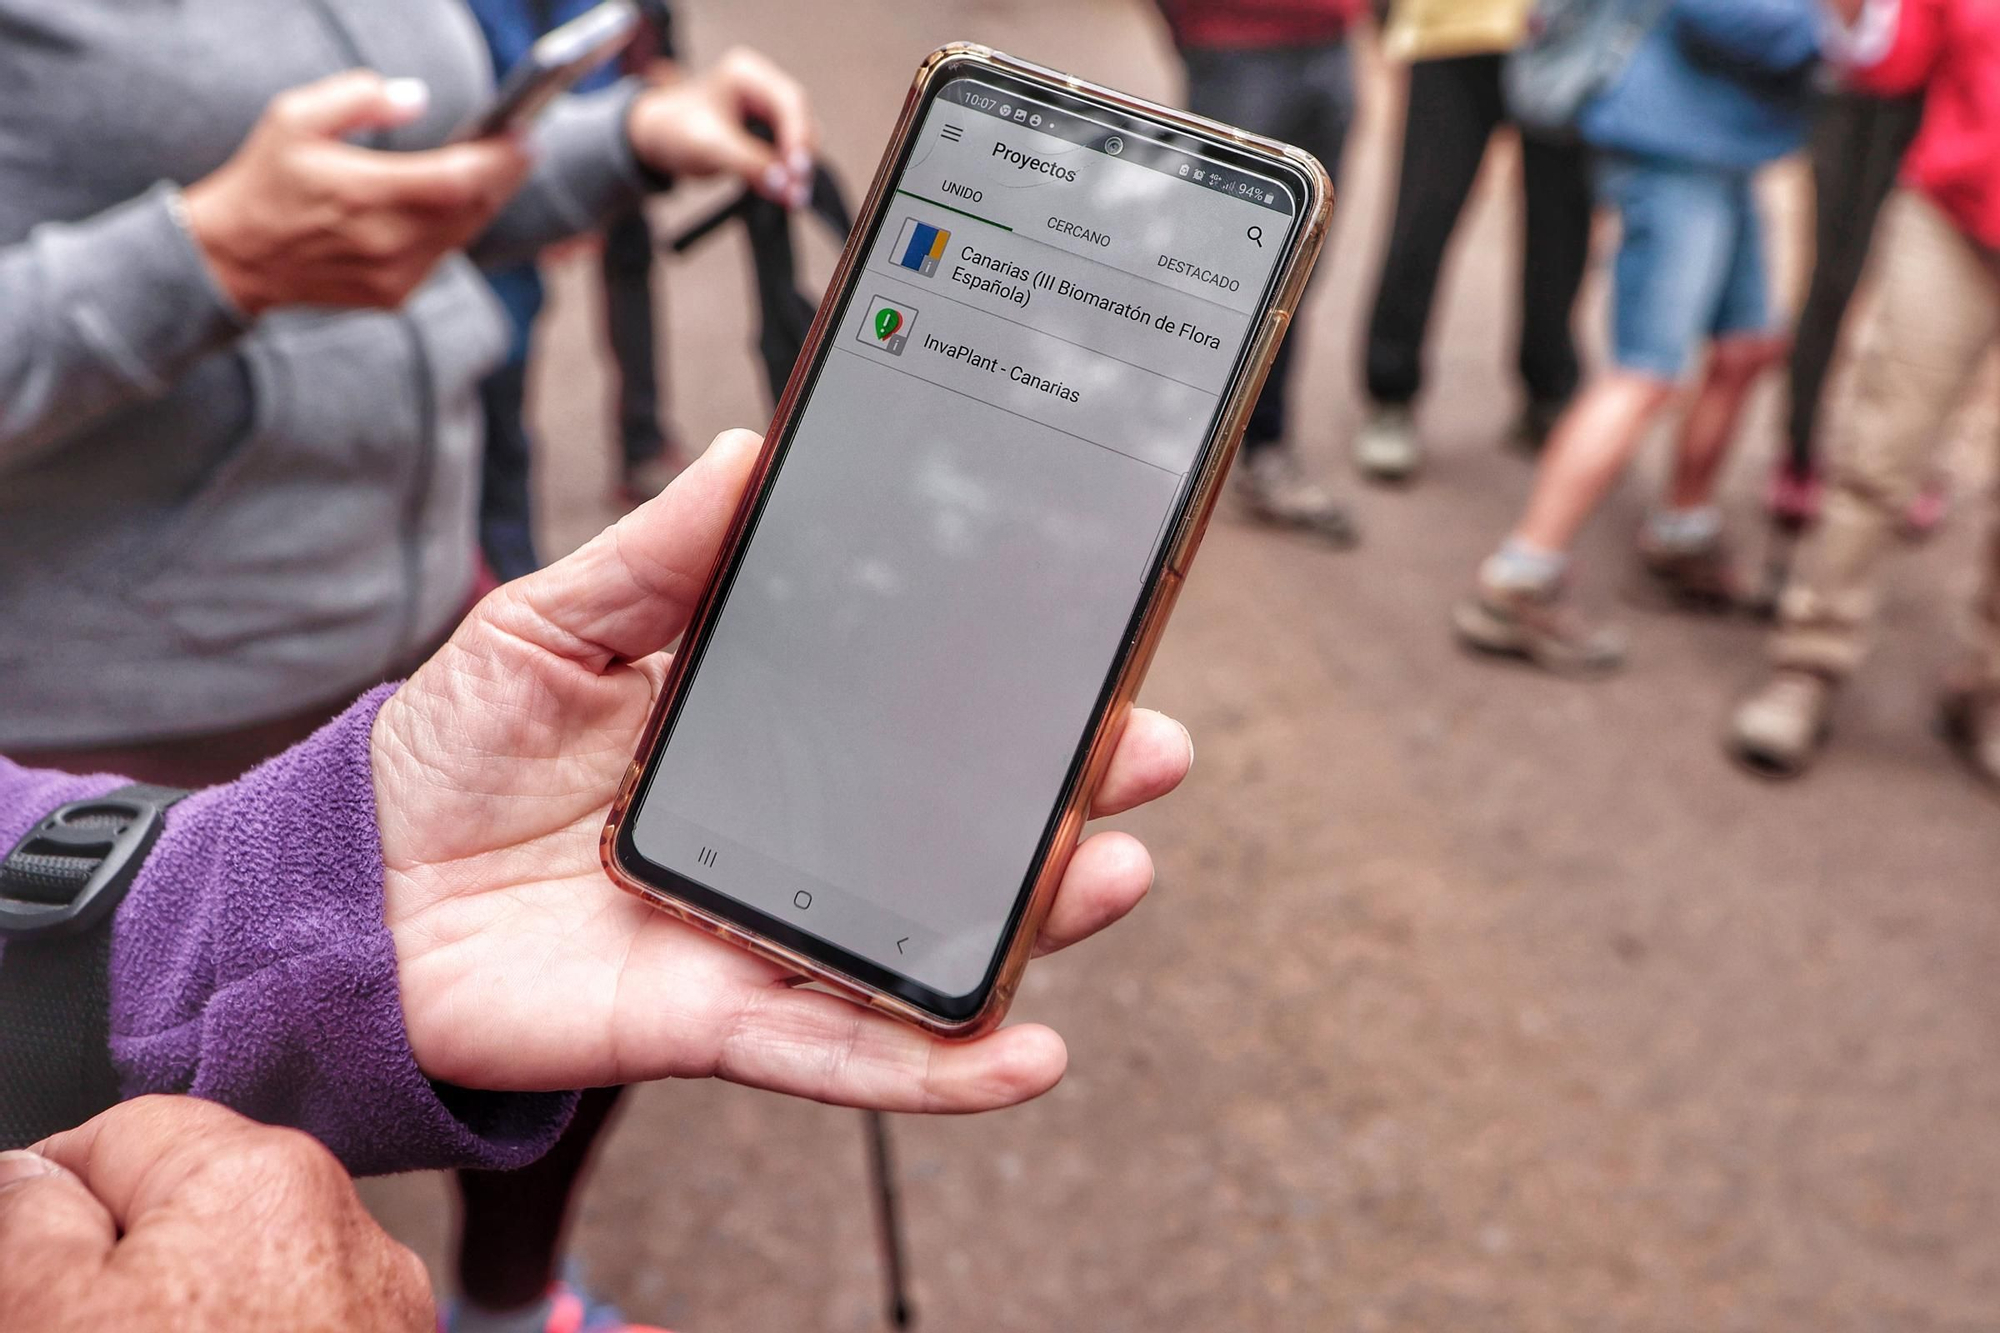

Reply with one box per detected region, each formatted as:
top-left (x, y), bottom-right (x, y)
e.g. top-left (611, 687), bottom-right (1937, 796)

top-left (788, 181), bottom-right (811, 210)
top-left (760, 164), bottom-right (789, 200)
top-left (787, 149), bottom-right (812, 178)
top-left (0, 1151), bottom-right (56, 1189)
top-left (382, 78), bottom-right (430, 115)
top-left (1178, 721), bottom-right (1195, 771)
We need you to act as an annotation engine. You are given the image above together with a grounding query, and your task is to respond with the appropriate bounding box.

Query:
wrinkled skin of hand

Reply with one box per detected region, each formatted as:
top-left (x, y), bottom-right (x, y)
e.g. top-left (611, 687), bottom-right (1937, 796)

top-left (372, 430), bottom-right (1194, 1112)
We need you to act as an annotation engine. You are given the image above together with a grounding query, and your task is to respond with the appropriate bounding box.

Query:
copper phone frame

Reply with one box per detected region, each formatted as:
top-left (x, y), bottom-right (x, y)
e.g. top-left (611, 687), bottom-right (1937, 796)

top-left (601, 43), bottom-right (1334, 1039)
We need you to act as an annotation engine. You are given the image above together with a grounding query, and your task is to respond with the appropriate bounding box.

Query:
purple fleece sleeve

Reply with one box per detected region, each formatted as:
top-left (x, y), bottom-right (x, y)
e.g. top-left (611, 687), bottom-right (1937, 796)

top-left (0, 687), bottom-right (577, 1175)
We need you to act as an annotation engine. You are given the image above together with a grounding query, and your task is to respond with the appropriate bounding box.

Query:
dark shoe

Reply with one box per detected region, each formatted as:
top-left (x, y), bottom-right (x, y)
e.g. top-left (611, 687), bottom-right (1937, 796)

top-left (1238, 448), bottom-right (1359, 548)
top-left (1452, 576), bottom-right (1627, 677)
top-left (1938, 682), bottom-right (2000, 790)
top-left (1728, 668), bottom-right (1838, 777)
top-left (1507, 399), bottom-right (1567, 457)
top-left (1636, 533), bottom-right (1750, 613)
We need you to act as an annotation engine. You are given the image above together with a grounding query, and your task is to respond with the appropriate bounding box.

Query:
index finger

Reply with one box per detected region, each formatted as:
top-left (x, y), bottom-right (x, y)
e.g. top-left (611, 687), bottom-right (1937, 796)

top-left (321, 137), bottom-right (533, 213)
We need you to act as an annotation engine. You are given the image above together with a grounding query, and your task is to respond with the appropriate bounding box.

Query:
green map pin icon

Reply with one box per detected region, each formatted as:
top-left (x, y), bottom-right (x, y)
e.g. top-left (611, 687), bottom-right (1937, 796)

top-left (874, 307), bottom-right (902, 341)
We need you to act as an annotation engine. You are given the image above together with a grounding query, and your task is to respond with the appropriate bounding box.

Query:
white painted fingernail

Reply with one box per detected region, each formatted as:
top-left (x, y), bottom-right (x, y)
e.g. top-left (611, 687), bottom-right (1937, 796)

top-left (787, 149), bottom-right (811, 178)
top-left (1179, 721), bottom-right (1195, 770)
top-left (789, 181), bottom-right (811, 210)
top-left (761, 164), bottom-right (788, 199)
top-left (383, 78), bottom-right (430, 114)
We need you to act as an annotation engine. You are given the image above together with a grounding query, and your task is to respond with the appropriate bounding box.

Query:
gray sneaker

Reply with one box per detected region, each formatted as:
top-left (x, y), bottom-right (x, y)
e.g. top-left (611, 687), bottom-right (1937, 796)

top-left (1353, 405), bottom-right (1422, 484)
top-left (1451, 576), bottom-right (1627, 677)
top-left (1728, 668), bottom-right (1837, 777)
top-left (1635, 532), bottom-right (1751, 613)
top-left (1238, 448), bottom-right (1358, 548)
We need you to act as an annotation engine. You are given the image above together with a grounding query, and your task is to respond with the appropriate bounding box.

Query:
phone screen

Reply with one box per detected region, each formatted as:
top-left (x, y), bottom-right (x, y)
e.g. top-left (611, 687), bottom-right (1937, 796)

top-left (621, 67), bottom-right (1312, 1015)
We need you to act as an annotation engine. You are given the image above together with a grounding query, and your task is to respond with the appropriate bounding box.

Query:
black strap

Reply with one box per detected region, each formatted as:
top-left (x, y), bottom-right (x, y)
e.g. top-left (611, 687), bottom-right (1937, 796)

top-left (0, 784), bottom-right (187, 1148)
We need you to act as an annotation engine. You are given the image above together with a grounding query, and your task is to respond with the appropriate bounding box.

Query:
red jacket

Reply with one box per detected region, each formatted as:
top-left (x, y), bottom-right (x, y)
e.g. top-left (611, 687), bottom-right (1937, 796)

top-left (1849, 0), bottom-right (2000, 248)
top-left (1157, 0), bottom-right (1362, 50)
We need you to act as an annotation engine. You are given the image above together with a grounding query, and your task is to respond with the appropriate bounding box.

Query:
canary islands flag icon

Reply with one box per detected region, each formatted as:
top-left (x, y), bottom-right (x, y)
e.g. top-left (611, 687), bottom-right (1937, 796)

top-left (893, 219), bottom-right (951, 278)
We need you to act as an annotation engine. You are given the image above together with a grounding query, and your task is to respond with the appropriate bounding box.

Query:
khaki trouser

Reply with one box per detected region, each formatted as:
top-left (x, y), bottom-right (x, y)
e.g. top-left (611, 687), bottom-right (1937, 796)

top-left (1773, 190), bottom-right (2000, 689)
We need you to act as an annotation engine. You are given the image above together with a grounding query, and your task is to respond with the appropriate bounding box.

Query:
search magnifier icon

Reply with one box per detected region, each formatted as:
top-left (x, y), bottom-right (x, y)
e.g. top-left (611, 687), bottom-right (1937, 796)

top-left (1247, 225), bottom-right (1264, 247)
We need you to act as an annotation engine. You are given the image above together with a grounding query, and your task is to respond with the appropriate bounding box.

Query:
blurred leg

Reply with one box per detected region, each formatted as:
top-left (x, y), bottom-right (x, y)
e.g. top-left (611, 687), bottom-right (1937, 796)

top-left (1773, 192), bottom-right (2000, 679)
top-left (1251, 42), bottom-right (1353, 451)
top-left (1512, 372), bottom-right (1678, 552)
top-left (1668, 177), bottom-right (1783, 511)
top-left (602, 207), bottom-right (667, 468)
top-left (1516, 132), bottom-right (1593, 412)
top-left (454, 1086), bottom-right (629, 1317)
top-left (1509, 160), bottom-right (1733, 554)
top-left (1936, 489), bottom-right (2000, 785)
top-left (479, 267), bottom-right (546, 583)
top-left (477, 357), bottom-right (541, 584)
top-left (1183, 42), bottom-right (1353, 452)
top-left (1667, 333), bottom-right (1786, 511)
top-left (1967, 490), bottom-right (2000, 693)
top-left (1363, 54), bottom-right (1505, 408)
top-left (1784, 90), bottom-right (1925, 474)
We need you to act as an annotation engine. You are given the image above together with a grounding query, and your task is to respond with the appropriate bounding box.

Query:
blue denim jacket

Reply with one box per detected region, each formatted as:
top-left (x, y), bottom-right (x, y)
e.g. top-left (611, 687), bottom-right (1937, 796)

top-left (1581, 0), bottom-right (1821, 172)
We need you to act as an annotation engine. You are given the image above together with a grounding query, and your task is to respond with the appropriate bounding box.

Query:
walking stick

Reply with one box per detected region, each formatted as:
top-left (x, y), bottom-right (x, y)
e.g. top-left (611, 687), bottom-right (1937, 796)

top-left (866, 1110), bottom-right (916, 1328)
top-left (666, 165), bottom-right (913, 1325)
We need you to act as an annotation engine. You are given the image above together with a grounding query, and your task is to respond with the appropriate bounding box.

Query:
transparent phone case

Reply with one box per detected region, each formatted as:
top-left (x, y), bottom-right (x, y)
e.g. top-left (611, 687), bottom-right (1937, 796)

top-left (600, 43), bottom-right (1335, 1039)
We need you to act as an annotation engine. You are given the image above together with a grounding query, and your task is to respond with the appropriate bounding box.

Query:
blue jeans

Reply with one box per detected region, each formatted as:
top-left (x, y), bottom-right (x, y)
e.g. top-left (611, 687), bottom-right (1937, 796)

top-left (1598, 155), bottom-right (1771, 380)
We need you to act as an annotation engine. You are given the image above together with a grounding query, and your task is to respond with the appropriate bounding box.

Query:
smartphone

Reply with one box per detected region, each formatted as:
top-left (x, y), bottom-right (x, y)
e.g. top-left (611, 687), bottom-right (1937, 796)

top-left (602, 45), bottom-right (1332, 1037)
top-left (451, 0), bottom-right (640, 141)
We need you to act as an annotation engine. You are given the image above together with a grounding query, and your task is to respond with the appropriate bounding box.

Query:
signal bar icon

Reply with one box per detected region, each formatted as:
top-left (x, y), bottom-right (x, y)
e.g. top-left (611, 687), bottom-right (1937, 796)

top-left (696, 846), bottom-right (717, 869)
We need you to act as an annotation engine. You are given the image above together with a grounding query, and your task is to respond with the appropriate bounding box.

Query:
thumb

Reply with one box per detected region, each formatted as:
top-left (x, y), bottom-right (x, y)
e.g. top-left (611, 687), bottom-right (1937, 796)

top-left (0, 1149), bottom-right (116, 1282)
top-left (491, 428), bottom-right (763, 671)
top-left (268, 69), bottom-right (430, 140)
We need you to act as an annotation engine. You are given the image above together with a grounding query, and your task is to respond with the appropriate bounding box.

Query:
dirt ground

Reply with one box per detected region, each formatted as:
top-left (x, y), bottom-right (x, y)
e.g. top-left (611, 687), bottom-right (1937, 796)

top-left (360, 2), bottom-right (2000, 1329)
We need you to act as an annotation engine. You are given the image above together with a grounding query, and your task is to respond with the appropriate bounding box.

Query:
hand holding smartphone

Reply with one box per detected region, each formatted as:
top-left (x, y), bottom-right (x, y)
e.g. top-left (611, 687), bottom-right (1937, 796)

top-left (452, 0), bottom-right (641, 141)
top-left (604, 45), bottom-right (1332, 1038)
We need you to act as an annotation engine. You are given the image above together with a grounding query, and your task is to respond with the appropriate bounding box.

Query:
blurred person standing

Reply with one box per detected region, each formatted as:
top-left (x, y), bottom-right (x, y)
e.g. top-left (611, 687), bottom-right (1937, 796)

top-left (1353, 0), bottom-right (1594, 483)
top-left (1730, 0), bottom-right (2000, 788)
top-left (0, 2), bottom-right (813, 784)
top-left (0, 8), bottom-right (812, 1328)
top-left (466, 0), bottom-right (629, 585)
top-left (470, 0), bottom-right (684, 584)
top-left (1770, 75), bottom-right (1923, 531)
top-left (1157, 0), bottom-right (1362, 546)
top-left (605, 0), bottom-right (685, 503)
top-left (1452, 0), bottom-right (1821, 675)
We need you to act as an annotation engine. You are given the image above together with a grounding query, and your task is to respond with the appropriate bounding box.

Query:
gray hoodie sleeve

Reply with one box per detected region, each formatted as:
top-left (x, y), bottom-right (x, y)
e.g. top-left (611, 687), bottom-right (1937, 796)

top-left (0, 184), bottom-right (247, 476)
top-left (471, 80), bottom-right (653, 271)
top-left (0, 83), bottom-right (646, 479)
